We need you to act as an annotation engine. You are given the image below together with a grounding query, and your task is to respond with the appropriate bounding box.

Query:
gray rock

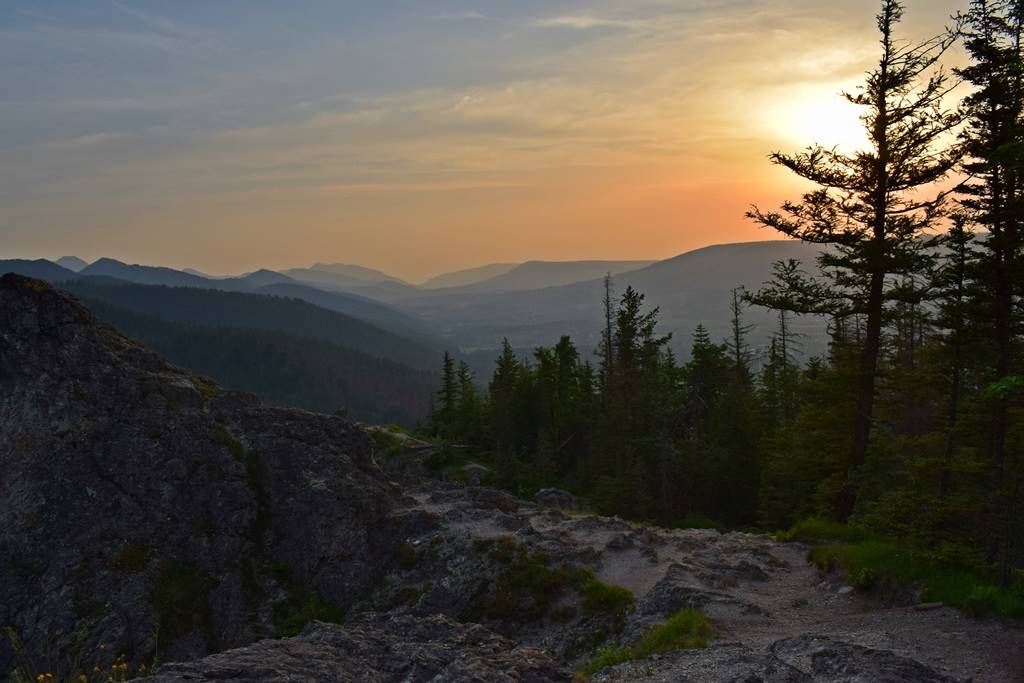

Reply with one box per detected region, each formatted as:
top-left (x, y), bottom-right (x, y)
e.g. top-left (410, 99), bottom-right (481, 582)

top-left (590, 643), bottom-right (810, 682)
top-left (770, 635), bottom-right (966, 682)
top-left (152, 615), bottom-right (571, 682)
top-left (535, 488), bottom-right (578, 510)
top-left (0, 275), bottom-right (407, 673)
top-left (590, 636), bottom-right (966, 682)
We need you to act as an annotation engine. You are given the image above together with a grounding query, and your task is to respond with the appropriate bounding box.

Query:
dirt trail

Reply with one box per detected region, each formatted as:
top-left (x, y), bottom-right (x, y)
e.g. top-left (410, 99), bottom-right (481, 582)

top-left (561, 515), bottom-right (1023, 682)
top-left (404, 486), bottom-right (1023, 681)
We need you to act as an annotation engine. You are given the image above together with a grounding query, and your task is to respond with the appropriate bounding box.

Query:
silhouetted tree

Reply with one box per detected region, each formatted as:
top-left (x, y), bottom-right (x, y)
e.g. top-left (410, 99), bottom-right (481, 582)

top-left (747, 0), bottom-right (961, 519)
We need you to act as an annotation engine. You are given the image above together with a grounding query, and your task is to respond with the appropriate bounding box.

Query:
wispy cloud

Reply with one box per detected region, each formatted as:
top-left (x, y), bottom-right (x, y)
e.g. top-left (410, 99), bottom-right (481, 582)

top-left (534, 15), bottom-right (636, 30)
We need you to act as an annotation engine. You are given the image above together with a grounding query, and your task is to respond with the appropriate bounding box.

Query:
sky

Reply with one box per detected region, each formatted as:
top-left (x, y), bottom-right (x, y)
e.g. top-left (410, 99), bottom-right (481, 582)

top-left (0, 0), bottom-right (963, 282)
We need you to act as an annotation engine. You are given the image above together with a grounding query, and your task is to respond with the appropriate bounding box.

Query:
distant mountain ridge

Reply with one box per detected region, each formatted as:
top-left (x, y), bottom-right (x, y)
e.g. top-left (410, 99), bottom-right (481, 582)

top-left (403, 240), bottom-right (827, 361)
top-left (420, 262), bottom-right (519, 289)
top-left (0, 256), bottom-right (435, 342)
top-left (419, 259), bottom-right (656, 296)
top-left (3, 240), bottom-right (830, 364)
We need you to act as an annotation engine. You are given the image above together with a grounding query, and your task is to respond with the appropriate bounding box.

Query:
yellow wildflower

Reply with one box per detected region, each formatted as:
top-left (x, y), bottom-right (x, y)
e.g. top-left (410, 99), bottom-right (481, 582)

top-left (36, 675), bottom-right (44, 683)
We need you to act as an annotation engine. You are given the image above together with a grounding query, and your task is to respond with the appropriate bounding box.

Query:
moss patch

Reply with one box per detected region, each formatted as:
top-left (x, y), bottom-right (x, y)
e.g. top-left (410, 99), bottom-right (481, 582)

top-left (110, 541), bottom-right (151, 572)
top-left (149, 559), bottom-right (214, 642)
top-left (210, 424), bottom-right (246, 461)
top-left (271, 565), bottom-right (346, 637)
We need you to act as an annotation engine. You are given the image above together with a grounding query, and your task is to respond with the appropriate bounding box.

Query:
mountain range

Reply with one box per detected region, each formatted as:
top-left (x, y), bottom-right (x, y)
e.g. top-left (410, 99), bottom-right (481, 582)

top-left (1, 239), bottom-right (829, 413)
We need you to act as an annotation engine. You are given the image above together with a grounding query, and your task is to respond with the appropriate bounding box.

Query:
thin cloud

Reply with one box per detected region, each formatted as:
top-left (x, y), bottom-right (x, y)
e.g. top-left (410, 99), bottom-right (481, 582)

top-left (534, 15), bottom-right (636, 30)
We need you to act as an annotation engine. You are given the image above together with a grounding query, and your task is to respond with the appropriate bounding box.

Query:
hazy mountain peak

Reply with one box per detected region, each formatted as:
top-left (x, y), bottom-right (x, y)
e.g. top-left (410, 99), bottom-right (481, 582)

top-left (308, 262), bottom-right (406, 284)
top-left (237, 268), bottom-right (294, 286)
top-left (55, 256), bottom-right (89, 272)
top-left (432, 259), bottom-right (657, 294)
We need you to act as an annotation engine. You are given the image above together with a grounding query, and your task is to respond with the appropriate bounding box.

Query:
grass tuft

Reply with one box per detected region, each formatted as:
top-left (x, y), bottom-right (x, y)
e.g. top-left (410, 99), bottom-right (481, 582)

top-left (776, 517), bottom-right (870, 543)
top-left (579, 608), bottom-right (716, 676)
top-left (473, 538), bottom-right (634, 623)
top-left (808, 539), bottom-right (1024, 619)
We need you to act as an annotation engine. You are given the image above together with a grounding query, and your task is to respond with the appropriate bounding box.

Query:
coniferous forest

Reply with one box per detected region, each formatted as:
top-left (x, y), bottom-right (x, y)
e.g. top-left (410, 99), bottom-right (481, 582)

top-left (428, 0), bottom-right (1024, 594)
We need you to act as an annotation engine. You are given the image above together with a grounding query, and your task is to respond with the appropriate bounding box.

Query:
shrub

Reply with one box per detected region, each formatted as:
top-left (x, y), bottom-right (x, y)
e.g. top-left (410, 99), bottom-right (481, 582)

top-left (809, 540), bottom-right (1024, 619)
top-left (475, 539), bottom-right (634, 623)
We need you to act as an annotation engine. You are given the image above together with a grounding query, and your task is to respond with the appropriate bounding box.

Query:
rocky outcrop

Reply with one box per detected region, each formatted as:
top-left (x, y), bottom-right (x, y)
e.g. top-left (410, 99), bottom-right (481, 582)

top-left (0, 274), bottom-right (406, 670)
top-left (589, 637), bottom-right (966, 682)
top-left (151, 615), bottom-right (571, 682)
top-left (2, 275), bottom-right (1018, 682)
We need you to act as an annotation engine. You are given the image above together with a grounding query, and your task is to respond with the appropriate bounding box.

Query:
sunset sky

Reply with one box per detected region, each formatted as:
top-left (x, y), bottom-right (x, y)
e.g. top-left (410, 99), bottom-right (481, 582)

top-left (1, 0), bottom-right (962, 281)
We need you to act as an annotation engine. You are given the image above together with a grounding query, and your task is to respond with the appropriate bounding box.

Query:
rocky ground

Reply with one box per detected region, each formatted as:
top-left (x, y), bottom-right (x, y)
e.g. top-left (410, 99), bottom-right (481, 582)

top-left (2, 273), bottom-right (1022, 682)
top-left (365, 456), bottom-right (1024, 682)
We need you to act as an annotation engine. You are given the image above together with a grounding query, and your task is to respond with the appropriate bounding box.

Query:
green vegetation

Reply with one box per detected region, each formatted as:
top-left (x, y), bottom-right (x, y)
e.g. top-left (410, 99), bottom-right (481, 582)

top-left (579, 608), bottom-right (717, 676)
top-left (806, 538), bottom-right (1024, 619)
top-left (4, 626), bottom-right (152, 683)
top-left (369, 427), bottom-right (404, 457)
top-left (426, 0), bottom-right (1024, 601)
top-left (149, 559), bottom-right (213, 641)
top-left (193, 377), bottom-right (221, 404)
top-left (776, 518), bottom-right (870, 544)
top-left (110, 541), bottom-right (151, 573)
top-left (399, 542), bottom-right (419, 569)
top-left (475, 537), bottom-right (634, 623)
top-left (270, 564), bottom-right (346, 637)
top-left (576, 574), bottom-right (635, 620)
top-left (210, 424), bottom-right (246, 461)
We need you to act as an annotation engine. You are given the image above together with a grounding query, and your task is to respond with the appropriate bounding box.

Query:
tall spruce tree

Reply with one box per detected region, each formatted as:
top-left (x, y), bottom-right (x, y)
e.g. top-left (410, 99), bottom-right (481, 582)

top-left (747, 0), bottom-right (961, 519)
top-left (726, 286), bottom-right (754, 382)
top-left (432, 351), bottom-right (459, 439)
top-left (956, 0), bottom-right (1024, 582)
top-left (489, 338), bottom-right (519, 454)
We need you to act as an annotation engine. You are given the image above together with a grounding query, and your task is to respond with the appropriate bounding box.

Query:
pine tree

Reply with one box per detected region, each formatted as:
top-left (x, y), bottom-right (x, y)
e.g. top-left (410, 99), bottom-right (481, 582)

top-left (956, 0), bottom-right (1024, 582)
top-left (726, 286), bottom-right (754, 382)
top-left (747, 0), bottom-right (961, 519)
top-left (456, 361), bottom-right (481, 445)
top-left (598, 273), bottom-right (616, 398)
top-left (933, 217), bottom-right (978, 499)
top-left (432, 351), bottom-right (459, 439)
top-left (489, 338), bottom-right (519, 454)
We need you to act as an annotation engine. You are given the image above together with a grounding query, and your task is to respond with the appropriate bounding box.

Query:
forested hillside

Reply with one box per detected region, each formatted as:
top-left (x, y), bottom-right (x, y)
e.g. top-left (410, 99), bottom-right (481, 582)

top-left (64, 279), bottom-right (441, 371)
top-left (81, 298), bottom-right (436, 425)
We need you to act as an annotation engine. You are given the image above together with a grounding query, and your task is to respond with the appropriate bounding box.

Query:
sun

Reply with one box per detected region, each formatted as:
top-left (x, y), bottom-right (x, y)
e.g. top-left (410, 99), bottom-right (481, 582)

top-left (763, 83), bottom-right (871, 154)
